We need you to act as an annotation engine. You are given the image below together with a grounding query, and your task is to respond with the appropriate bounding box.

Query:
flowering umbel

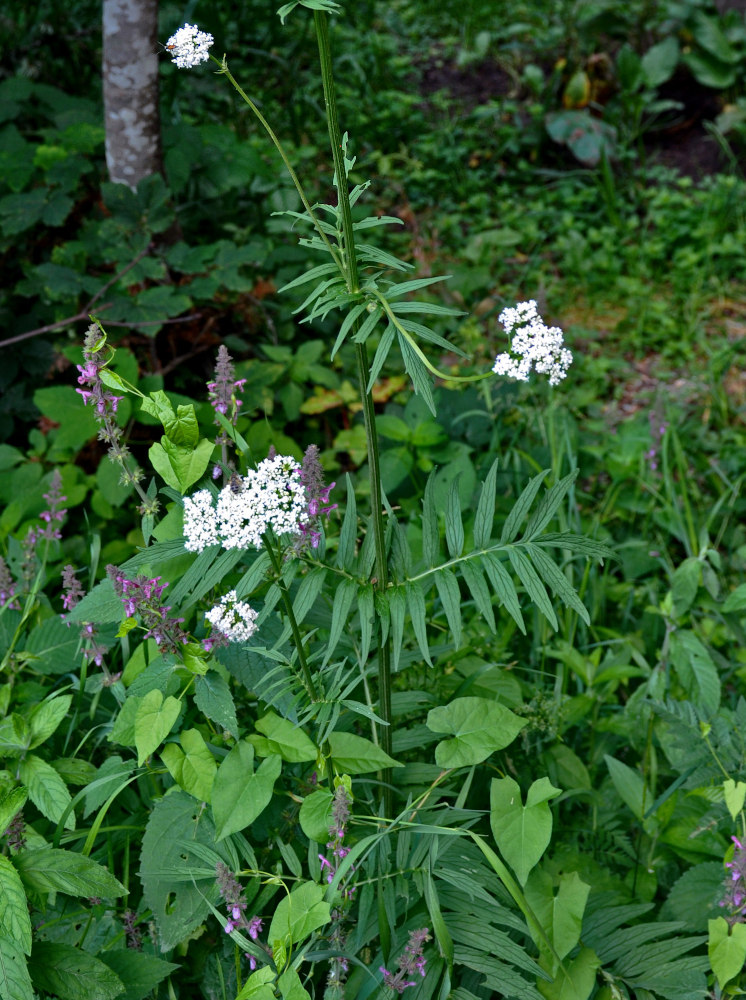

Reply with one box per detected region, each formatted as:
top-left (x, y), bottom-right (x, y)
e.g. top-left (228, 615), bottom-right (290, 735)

top-left (205, 590), bottom-right (258, 644)
top-left (164, 24), bottom-right (214, 68)
top-left (492, 300), bottom-right (572, 387)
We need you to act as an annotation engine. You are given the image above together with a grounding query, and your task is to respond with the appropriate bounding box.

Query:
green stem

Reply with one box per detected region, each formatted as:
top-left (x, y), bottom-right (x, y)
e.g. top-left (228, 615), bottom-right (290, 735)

top-left (214, 57), bottom-right (344, 274)
top-left (264, 537), bottom-right (318, 701)
top-left (314, 11), bottom-right (393, 803)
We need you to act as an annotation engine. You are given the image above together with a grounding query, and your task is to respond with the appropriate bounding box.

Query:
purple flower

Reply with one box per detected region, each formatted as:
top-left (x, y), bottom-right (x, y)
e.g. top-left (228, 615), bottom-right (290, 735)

top-left (107, 566), bottom-right (188, 654)
top-left (380, 928), bottom-right (431, 993)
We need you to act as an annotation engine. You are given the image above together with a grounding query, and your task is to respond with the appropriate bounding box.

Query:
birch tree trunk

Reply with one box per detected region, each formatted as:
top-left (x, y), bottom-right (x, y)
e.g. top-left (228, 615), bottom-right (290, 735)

top-left (102, 0), bottom-right (162, 188)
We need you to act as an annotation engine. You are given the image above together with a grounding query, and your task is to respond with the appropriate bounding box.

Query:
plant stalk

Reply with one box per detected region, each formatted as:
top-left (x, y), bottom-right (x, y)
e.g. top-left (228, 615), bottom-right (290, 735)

top-left (314, 11), bottom-right (393, 803)
top-left (264, 537), bottom-right (318, 701)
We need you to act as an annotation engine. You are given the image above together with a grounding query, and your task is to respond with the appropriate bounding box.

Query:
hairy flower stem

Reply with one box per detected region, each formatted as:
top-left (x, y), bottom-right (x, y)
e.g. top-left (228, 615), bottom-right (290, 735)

top-left (264, 537), bottom-right (318, 701)
top-left (315, 11), bottom-right (393, 812)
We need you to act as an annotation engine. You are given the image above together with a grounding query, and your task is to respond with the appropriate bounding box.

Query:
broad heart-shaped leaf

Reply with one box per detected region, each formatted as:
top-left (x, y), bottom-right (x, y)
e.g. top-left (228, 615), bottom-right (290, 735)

top-left (29, 941), bottom-right (124, 1000)
top-left (427, 697), bottom-right (527, 768)
top-left (537, 947), bottom-right (600, 1000)
top-left (212, 741), bottom-right (282, 840)
top-left (724, 779), bottom-right (746, 821)
top-left (18, 754), bottom-right (75, 830)
top-left (134, 690), bottom-right (181, 766)
top-left (278, 967), bottom-right (313, 1000)
top-left (327, 732), bottom-right (402, 774)
top-left (97, 951), bottom-right (178, 1000)
top-left (14, 848), bottom-right (125, 900)
top-left (0, 934), bottom-right (33, 1000)
top-left (161, 729), bottom-right (216, 803)
top-left (235, 967), bottom-right (275, 1000)
top-left (298, 789), bottom-right (334, 843)
top-left (139, 789), bottom-right (231, 951)
top-left (709, 916), bottom-right (746, 990)
top-left (267, 881), bottom-right (330, 957)
top-left (490, 776), bottom-right (561, 886)
top-left (249, 711), bottom-right (317, 763)
top-left (0, 856), bottom-right (32, 955)
top-left (148, 436), bottom-right (213, 494)
top-left (525, 867), bottom-right (590, 970)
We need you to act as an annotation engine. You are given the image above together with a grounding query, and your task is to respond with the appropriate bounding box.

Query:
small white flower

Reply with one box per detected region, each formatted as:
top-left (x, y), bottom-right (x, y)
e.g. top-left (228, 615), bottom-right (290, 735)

top-left (164, 23), bottom-right (214, 69)
top-left (493, 300), bottom-right (572, 387)
top-left (183, 489), bottom-right (219, 552)
top-left (205, 590), bottom-right (258, 643)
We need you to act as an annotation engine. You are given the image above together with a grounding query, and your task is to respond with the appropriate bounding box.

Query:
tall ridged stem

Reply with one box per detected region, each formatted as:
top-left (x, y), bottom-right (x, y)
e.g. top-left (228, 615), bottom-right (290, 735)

top-left (264, 537), bottom-right (318, 701)
top-left (314, 12), bottom-right (393, 811)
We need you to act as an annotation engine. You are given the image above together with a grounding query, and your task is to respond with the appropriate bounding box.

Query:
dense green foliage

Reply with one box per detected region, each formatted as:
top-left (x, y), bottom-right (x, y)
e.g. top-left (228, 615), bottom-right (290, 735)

top-left (2, 2), bottom-right (746, 999)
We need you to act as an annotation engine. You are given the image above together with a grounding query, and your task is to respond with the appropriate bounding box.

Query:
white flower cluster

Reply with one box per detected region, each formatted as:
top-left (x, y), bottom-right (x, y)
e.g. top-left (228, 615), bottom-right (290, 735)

top-left (205, 590), bottom-right (258, 643)
top-left (164, 23), bottom-right (214, 69)
top-left (492, 300), bottom-right (572, 387)
top-left (183, 455), bottom-right (307, 553)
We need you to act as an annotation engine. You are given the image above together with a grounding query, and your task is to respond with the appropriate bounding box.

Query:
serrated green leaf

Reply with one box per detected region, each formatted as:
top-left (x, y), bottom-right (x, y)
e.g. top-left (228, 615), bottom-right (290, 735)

top-left (0, 787), bottom-right (27, 840)
top-left (435, 568), bottom-right (462, 649)
top-left (388, 585), bottom-right (406, 672)
top-left (212, 742), bottom-right (281, 840)
top-left (0, 856), bottom-right (31, 956)
top-left (337, 476), bottom-right (357, 571)
top-left (524, 544), bottom-right (590, 625)
top-left (406, 581), bottom-right (432, 666)
top-left (460, 560), bottom-right (495, 631)
top-left (358, 583), bottom-right (374, 663)
top-left (194, 672), bottom-right (239, 738)
top-left (445, 477), bottom-right (464, 558)
top-left (323, 576), bottom-right (357, 666)
top-left (29, 941), bottom-right (124, 1000)
top-left (669, 629), bottom-right (720, 715)
top-left (97, 950), bottom-right (178, 1000)
top-left (0, 934), bottom-right (33, 1000)
top-left (14, 848), bottom-right (125, 899)
top-left (501, 471), bottom-right (548, 544)
top-left (366, 323), bottom-right (396, 390)
top-left (428, 697), bottom-right (527, 768)
top-left (292, 567), bottom-right (327, 625)
top-left (27, 694), bottom-right (72, 749)
top-left (398, 330), bottom-right (435, 415)
top-left (422, 471), bottom-right (439, 568)
top-left (483, 554), bottom-right (526, 631)
top-left (522, 471), bottom-right (576, 541)
top-left (508, 549), bottom-right (557, 629)
top-left (474, 459), bottom-right (498, 548)
top-left (604, 754), bottom-right (648, 821)
top-left (18, 755), bottom-right (75, 830)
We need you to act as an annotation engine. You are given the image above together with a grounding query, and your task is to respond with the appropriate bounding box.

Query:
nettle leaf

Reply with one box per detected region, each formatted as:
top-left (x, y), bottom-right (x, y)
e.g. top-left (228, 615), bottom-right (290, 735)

top-left (250, 711), bottom-right (317, 763)
top-left (18, 754), bottom-right (75, 829)
top-left (66, 578), bottom-right (123, 624)
top-left (194, 672), bottom-right (239, 739)
top-left (327, 732), bottom-right (402, 774)
top-left (490, 776), bottom-right (561, 886)
top-left (139, 789), bottom-right (230, 951)
top-left (0, 787), bottom-right (27, 838)
top-left (27, 694), bottom-right (72, 748)
top-left (669, 629), bottom-right (721, 716)
top-left (14, 848), bottom-right (125, 899)
top-left (134, 690), bottom-right (182, 766)
top-left (267, 881), bottom-right (330, 957)
top-left (98, 950), bottom-right (178, 1000)
top-left (0, 934), bottom-right (33, 1000)
top-left (212, 741), bottom-right (282, 840)
top-left (0, 855), bottom-right (32, 955)
top-left (29, 941), bottom-right (124, 1000)
top-left (24, 618), bottom-right (79, 675)
top-left (427, 697), bottom-right (527, 768)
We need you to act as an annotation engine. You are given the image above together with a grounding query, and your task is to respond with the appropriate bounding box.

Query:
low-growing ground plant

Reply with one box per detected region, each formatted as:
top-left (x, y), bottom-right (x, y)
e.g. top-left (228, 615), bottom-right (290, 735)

top-left (2, 4), bottom-right (746, 1000)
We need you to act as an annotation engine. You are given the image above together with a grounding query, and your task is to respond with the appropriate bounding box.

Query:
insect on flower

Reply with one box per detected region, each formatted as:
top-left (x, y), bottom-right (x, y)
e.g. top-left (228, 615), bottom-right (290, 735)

top-left (229, 472), bottom-right (244, 495)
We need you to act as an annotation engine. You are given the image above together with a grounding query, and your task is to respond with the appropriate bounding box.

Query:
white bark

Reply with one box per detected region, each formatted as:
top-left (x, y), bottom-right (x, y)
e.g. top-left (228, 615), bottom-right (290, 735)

top-left (102, 0), bottom-right (162, 188)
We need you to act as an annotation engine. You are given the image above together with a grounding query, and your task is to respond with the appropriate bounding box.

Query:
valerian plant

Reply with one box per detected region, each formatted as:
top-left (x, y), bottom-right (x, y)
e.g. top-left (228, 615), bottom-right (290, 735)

top-left (5, 5), bottom-right (746, 1000)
